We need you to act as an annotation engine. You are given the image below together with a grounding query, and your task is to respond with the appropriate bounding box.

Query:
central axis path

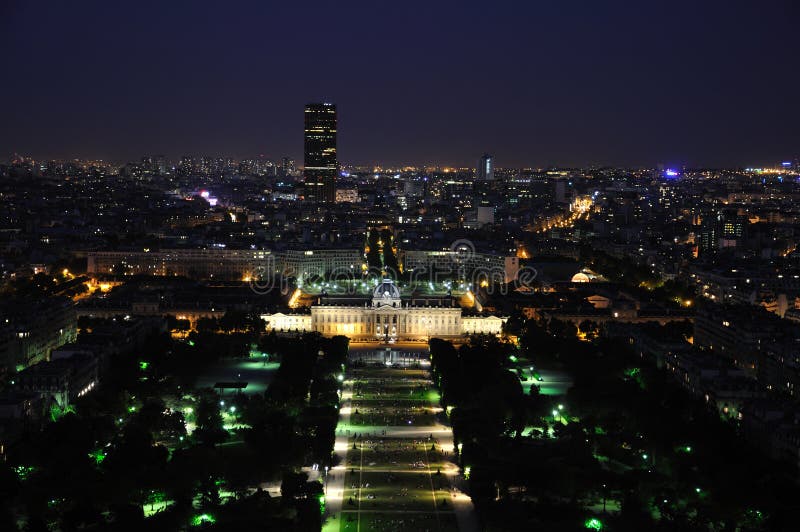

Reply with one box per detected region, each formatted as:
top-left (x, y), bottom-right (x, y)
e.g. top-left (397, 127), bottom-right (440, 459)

top-left (323, 345), bottom-right (478, 532)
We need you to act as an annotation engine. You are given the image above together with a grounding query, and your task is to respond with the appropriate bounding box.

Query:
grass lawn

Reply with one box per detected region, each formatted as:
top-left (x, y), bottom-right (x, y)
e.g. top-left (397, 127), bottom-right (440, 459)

top-left (339, 510), bottom-right (459, 532)
top-left (332, 363), bottom-right (463, 532)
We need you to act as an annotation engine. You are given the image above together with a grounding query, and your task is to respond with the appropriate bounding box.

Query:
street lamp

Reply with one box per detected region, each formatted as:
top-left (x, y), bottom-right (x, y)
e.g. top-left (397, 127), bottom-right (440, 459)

top-left (601, 484), bottom-right (607, 513)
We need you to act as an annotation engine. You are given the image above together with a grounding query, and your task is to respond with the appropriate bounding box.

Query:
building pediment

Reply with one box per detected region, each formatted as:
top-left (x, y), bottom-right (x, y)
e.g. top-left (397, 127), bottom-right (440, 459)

top-left (373, 304), bottom-right (402, 312)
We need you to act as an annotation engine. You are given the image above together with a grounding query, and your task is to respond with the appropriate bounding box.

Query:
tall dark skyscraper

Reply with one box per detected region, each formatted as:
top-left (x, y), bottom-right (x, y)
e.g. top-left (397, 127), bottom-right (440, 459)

top-left (303, 103), bottom-right (337, 203)
top-left (478, 153), bottom-right (494, 180)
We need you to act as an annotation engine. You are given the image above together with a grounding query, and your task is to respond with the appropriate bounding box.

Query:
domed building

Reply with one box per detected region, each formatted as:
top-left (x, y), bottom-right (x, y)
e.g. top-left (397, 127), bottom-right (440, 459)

top-left (571, 268), bottom-right (605, 283)
top-left (261, 278), bottom-right (506, 341)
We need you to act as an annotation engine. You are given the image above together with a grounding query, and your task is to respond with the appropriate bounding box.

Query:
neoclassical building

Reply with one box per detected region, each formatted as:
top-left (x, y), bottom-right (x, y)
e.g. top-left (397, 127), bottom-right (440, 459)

top-left (261, 279), bottom-right (506, 341)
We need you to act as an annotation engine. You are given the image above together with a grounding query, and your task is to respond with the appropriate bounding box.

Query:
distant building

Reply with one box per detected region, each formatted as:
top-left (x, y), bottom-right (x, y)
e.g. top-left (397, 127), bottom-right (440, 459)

top-left (280, 249), bottom-right (363, 280)
top-left (401, 250), bottom-right (519, 283)
top-left (693, 304), bottom-right (777, 374)
top-left (476, 205), bottom-right (494, 226)
top-left (303, 103), bottom-right (337, 202)
top-left (87, 248), bottom-right (366, 282)
top-left (281, 157), bottom-right (295, 177)
top-left (0, 297), bottom-right (77, 373)
top-left (15, 354), bottom-right (98, 408)
top-left (335, 188), bottom-right (359, 203)
top-left (87, 248), bottom-right (277, 280)
top-left (554, 179), bottom-right (569, 204)
top-left (477, 154), bottom-right (494, 180)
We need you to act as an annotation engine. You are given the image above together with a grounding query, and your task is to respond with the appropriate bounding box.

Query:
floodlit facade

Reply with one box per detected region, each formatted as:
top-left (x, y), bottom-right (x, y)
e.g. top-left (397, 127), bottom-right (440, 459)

top-left (280, 249), bottom-right (362, 279)
top-left (261, 279), bottom-right (506, 340)
top-left (87, 248), bottom-right (276, 279)
top-left (86, 248), bottom-right (364, 281)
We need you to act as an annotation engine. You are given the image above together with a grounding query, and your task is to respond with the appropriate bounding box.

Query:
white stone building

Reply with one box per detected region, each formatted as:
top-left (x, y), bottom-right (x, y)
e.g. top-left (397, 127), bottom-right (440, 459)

top-left (261, 279), bottom-right (506, 341)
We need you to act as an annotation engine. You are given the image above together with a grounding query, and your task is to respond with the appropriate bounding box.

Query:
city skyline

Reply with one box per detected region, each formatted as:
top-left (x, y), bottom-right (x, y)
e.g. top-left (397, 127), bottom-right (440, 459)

top-left (2, 1), bottom-right (798, 167)
top-left (5, 2), bottom-right (800, 531)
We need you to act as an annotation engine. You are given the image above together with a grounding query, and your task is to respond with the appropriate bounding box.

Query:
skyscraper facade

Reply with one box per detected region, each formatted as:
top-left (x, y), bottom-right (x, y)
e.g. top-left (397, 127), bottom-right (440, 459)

top-left (303, 103), bottom-right (337, 202)
top-left (477, 153), bottom-right (494, 180)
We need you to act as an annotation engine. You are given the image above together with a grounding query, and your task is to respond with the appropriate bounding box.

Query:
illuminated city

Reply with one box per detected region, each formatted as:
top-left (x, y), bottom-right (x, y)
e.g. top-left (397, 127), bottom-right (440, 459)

top-left (1, 2), bottom-right (799, 531)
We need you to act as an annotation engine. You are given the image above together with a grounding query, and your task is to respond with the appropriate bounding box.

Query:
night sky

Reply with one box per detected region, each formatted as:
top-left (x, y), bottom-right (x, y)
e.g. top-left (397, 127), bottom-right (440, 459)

top-left (2, 1), bottom-right (798, 168)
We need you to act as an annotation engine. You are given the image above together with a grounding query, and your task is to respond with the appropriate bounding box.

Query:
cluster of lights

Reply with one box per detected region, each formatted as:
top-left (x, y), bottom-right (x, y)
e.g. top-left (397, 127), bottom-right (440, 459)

top-left (77, 380), bottom-right (97, 397)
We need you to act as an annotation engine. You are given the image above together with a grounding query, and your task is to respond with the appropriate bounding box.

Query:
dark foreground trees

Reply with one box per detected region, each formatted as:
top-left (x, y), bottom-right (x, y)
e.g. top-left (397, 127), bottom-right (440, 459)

top-left (3, 332), bottom-right (348, 531)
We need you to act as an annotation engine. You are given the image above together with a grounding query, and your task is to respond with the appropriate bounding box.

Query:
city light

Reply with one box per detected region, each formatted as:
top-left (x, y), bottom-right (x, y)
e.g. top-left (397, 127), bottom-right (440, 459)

top-left (584, 517), bottom-right (604, 530)
top-left (3, 13), bottom-right (796, 529)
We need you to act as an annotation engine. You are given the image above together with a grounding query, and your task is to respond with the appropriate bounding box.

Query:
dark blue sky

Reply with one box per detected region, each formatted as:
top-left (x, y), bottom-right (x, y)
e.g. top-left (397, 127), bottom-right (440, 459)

top-left (1, 0), bottom-right (798, 167)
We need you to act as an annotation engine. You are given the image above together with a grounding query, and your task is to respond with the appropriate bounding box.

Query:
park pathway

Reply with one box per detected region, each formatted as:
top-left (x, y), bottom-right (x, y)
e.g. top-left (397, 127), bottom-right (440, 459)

top-left (323, 345), bottom-right (479, 532)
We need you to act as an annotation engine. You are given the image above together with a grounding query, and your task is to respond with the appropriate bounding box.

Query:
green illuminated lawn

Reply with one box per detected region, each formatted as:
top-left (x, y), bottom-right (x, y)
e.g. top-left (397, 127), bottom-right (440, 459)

top-left (339, 510), bottom-right (459, 531)
top-left (349, 405), bottom-right (436, 427)
top-left (333, 363), bottom-right (460, 532)
top-left (353, 439), bottom-right (452, 472)
top-left (194, 359), bottom-right (280, 395)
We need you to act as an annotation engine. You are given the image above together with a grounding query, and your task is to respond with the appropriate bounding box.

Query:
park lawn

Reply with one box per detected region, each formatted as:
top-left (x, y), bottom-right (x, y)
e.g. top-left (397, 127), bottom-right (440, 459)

top-left (357, 447), bottom-right (450, 473)
top-left (353, 389), bottom-right (431, 401)
top-left (350, 399), bottom-right (432, 408)
top-left (342, 470), bottom-right (453, 512)
top-left (340, 510), bottom-right (459, 532)
top-left (335, 360), bottom-right (463, 532)
top-left (349, 410), bottom-right (436, 427)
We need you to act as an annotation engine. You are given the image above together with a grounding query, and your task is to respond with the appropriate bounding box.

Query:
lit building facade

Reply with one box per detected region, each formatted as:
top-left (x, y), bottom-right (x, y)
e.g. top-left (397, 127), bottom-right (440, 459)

top-left (280, 249), bottom-right (362, 280)
top-left (261, 279), bottom-right (506, 341)
top-left (86, 248), bottom-right (363, 281)
top-left (87, 248), bottom-right (276, 279)
top-left (303, 103), bottom-right (337, 203)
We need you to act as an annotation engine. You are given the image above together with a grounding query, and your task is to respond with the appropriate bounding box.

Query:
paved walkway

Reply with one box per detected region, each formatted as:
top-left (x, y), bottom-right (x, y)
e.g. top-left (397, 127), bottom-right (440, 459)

top-left (322, 376), bottom-right (354, 531)
top-left (323, 348), bottom-right (479, 532)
